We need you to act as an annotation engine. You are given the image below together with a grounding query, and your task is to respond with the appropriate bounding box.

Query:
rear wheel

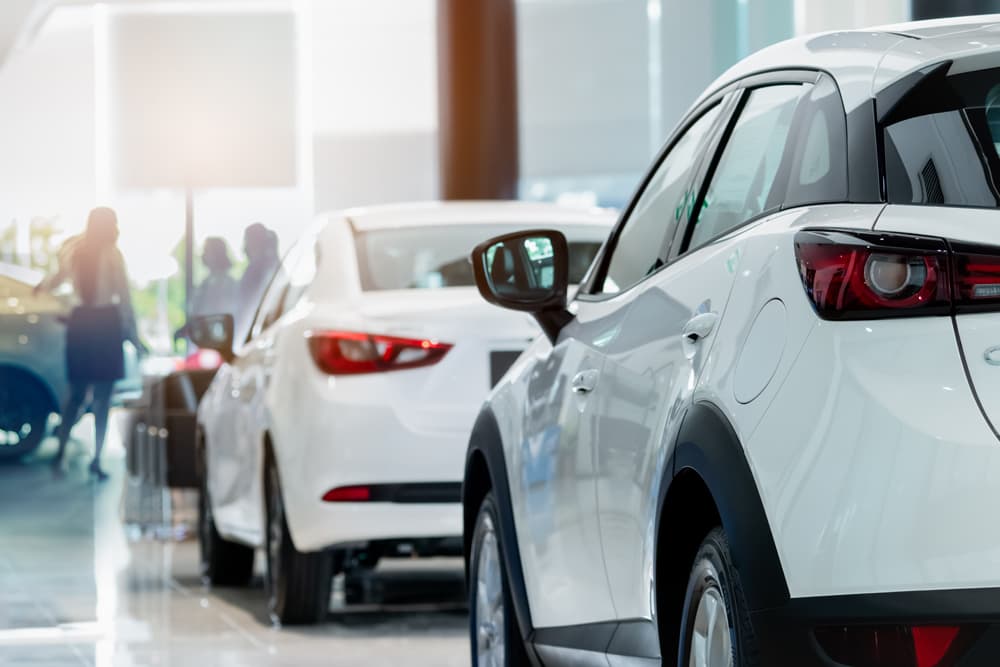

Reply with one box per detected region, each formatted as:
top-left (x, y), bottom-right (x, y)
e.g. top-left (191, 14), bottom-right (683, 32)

top-left (678, 527), bottom-right (758, 667)
top-left (198, 442), bottom-right (255, 586)
top-left (0, 369), bottom-right (51, 462)
top-left (264, 455), bottom-right (333, 625)
top-left (469, 491), bottom-right (530, 667)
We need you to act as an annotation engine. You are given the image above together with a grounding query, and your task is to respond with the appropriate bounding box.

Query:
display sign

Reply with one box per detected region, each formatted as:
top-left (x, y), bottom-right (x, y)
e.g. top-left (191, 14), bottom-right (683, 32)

top-left (107, 10), bottom-right (297, 189)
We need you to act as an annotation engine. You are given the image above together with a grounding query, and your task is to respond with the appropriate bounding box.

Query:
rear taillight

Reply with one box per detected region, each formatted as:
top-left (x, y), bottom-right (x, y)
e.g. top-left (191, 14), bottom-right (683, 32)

top-left (795, 230), bottom-right (951, 319)
top-left (814, 624), bottom-right (980, 667)
top-left (321, 485), bottom-right (371, 502)
top-left (306, 330), bottom-right (452, 375)
top-left (949, 241), bottom-right (1000, 313)
top-left (796, 230), bottom-right (1000, 320)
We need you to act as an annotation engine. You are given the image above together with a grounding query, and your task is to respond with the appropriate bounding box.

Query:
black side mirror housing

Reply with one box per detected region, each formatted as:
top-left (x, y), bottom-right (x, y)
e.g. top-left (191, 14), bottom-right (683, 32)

top-left (188, 313), bottom-right (235, 363)
top-left (471, 229), bottom-right (574, 343)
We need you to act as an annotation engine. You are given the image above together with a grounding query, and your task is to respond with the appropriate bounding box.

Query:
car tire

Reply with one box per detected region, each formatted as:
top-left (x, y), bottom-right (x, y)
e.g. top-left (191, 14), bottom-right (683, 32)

top-left (678, 527), bottom-right (759, 667)
top-left (0, 369), bottom-right (51, 463)
top-left (264, 455), bottom-right (333, 625)
top-left (469, 491), bottom-right (531, 667)
top-left (198, 445), bottom-right (255, 587)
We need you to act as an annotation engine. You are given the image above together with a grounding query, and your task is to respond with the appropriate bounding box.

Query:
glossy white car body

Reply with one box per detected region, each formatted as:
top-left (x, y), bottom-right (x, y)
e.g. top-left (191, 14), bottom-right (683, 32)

top-left (463, 16), bottom-right (1000, 667)
top-left (197, 201), bottom-right (613, 556)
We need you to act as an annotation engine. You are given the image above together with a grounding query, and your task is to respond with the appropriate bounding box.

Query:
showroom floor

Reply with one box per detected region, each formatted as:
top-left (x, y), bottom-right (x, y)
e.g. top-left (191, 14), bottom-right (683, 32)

top-left (0, 423), bottom-right (468, 666)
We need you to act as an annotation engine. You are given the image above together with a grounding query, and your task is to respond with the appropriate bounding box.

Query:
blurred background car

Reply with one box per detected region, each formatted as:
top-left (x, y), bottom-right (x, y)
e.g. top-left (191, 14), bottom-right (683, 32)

top-left (193, 200), bottom-right (614, 624)
top-left (0, 261), bottom-right (144, 461)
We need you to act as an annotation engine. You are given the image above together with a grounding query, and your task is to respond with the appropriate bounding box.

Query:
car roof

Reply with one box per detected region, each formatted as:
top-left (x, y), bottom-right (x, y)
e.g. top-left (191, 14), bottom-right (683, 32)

top-left (330, 200), bottom-right (617, 232)
top-left (695, 14), bottom-right (1000, 113)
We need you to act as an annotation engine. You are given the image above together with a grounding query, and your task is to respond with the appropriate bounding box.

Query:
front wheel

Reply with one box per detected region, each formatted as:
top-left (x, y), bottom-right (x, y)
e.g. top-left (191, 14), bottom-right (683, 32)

top-left (264, 456), bottom-right (333, 625)
top-left (469, 491), bottom-right (531, 667)
top-left (678, 527), bottom-right (758, 667)
top-left (0, 370), bottom-right (51, 462)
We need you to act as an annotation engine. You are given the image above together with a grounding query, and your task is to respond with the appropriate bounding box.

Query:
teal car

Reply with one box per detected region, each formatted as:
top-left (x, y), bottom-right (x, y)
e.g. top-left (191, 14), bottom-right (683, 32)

top-left (0, 262), bottom-right (140, 461)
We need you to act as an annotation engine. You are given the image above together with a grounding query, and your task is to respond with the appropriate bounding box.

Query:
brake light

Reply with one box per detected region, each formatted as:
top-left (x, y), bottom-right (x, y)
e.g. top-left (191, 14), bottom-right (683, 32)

top-left (795, 230), bottom-right (951, 320)
top-left (815, 624), bottom-right (976, 667)
top-left (306, 330), bottom-right (452, 375)
top-left (949, 242), bottom-right (1000, 312)
top-left (322, 485), bottom-right (371, 502)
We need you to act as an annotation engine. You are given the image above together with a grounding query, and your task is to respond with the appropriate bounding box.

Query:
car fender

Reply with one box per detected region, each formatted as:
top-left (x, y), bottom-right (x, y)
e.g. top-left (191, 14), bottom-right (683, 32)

top-left (463, 406), bottom-right (537, 650)
top-left (664, 400), bottom-right (790, 611)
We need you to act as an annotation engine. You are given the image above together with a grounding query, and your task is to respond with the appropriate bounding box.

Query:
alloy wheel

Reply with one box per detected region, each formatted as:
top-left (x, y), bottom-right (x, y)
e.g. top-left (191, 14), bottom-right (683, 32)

top-left (688, 584), bottom-right (733, 667)
top-left (475, 515), bottom-right (505, 667)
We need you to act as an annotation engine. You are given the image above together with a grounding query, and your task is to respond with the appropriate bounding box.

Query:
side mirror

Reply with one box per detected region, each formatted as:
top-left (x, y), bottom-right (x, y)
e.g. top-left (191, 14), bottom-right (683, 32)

top-left (472, 229), bottom-right (573, 343)
top-left (188, 313), bottom-right (235, 363)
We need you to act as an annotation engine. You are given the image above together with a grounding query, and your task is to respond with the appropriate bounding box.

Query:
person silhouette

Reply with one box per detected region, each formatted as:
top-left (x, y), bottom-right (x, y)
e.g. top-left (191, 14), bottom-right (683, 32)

top-left (234, 223), bottom-right (280, 342)
top-left (37, 207), bottom-right (143, 480)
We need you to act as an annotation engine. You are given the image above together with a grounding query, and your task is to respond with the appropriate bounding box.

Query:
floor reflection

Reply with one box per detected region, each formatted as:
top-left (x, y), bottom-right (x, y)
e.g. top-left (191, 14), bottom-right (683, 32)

top-left (0, 420), bottom-right (467, 666)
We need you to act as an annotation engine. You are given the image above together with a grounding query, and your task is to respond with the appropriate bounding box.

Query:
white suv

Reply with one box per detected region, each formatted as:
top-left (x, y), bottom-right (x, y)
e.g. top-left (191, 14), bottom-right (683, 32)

top-left (463, 16), bottom-right (1000, 667)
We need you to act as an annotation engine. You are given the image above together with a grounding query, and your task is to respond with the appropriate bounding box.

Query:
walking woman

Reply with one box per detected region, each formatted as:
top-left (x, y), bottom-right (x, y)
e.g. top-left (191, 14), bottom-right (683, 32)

top-left (38, 207), bottom-right (142, 479)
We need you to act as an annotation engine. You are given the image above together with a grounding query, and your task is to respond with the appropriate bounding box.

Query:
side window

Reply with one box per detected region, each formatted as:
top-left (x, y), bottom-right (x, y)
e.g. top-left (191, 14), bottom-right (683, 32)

top-left (598, 103), bottom-right (723, 295)
top-left (249, 269), bottom-right (289, 340)
top-left (777, 74), bottom-right (848, 210)
top-left (281, 240), bottom-right (320, 315)
top-left (686, 84), bottom-right (806, 251)
top-left (248, 232), bottom-right (318, 339)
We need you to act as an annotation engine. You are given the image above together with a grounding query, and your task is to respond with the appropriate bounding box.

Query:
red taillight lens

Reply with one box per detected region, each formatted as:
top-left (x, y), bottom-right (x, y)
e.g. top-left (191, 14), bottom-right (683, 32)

top-left (306, 330), bottom-right (452, 375)
top-left (815, 624), bottom-right (975, 667)
top-left (795, 230), bottom-right (951, 319)
top-left (321, 485), bottom-right (371, 502)
top-left (912, 626), bottom-right (960, 667)
top-left (950, 242), bottom-right (1000, 312)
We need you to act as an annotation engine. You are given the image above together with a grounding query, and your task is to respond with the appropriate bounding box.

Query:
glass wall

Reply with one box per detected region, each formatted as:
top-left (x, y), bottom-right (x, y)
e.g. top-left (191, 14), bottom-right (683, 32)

top-left (515, 0), bottom-right (908, 208)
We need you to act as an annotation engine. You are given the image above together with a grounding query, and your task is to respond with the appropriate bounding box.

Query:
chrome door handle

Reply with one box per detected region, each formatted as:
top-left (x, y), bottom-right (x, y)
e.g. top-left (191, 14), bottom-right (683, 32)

top-left (571, 369), bottom-right (600, 394)
top-left (683, 312), bottom-right (719, 343)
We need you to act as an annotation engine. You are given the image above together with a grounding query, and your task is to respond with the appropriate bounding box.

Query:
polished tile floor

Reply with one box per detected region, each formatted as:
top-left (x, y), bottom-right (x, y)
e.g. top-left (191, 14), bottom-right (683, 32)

top-left (0, 420), bottom-right (468, 666)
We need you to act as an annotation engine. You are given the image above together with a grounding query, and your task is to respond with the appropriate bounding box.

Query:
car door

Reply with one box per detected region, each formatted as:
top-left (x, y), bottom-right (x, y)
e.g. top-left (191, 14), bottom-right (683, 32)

top-left (590, 78), bottom-right (819, 625)
top-left (513, 96), bottom-right (736, 630)
top-left (207, 262), bottom-right (290, 542)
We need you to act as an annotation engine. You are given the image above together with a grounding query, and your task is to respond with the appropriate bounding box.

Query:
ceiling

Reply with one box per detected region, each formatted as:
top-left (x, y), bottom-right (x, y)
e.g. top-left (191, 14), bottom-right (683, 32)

top-left (0, 1), bottom-right (280, 69)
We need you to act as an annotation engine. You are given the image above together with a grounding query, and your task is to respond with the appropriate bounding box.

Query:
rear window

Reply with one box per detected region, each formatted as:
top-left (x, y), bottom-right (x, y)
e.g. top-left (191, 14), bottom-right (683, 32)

top-left (355, 225), bottom-right (604, 291)
top-left (884, 68), bottom-right (1000, 208)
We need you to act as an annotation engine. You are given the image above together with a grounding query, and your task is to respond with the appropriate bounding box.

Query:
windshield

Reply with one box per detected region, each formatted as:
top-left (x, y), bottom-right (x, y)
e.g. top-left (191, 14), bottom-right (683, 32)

top-left (884, 69), bottom-right (1000, 208)
top-left (355, 225), bottom-right (604, 291)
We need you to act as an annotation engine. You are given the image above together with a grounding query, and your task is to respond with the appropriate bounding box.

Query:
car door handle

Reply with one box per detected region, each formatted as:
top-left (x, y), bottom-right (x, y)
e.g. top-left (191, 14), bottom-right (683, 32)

top-left (683, 312), bottom-right (719, 343)
top-left (572, 369), bottom-right (600, 394)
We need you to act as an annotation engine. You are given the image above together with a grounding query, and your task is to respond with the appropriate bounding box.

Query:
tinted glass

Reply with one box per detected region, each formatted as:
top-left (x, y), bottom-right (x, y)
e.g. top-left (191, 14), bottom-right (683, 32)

top-left (884, 82), bottom-right (1000, 208)
top-left (687, 85), bottom-right (805, 251)
top-left (777, 75), bottom-right (848, 209)
top-left (599, 103), bottom-right (723, 294)
top-left (356, 225), bottom-right (602, 291)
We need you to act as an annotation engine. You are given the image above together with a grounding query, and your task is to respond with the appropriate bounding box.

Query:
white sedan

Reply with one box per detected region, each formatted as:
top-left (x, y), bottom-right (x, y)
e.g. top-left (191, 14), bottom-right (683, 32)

top-left (192, 201), bottom-right (613, 624)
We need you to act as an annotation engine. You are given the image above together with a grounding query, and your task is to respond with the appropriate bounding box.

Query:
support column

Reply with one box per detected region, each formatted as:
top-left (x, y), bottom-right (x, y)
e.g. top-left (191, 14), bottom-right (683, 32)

top-left (437, 0), bottom-right (519, 200)
top-left (912, 0), bottom-right (1000, 20)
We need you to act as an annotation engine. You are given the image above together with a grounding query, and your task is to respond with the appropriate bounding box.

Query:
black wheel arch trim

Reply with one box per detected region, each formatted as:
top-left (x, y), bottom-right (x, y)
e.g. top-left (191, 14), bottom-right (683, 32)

top-left (661, 400), bottom-right (791, 612)
top-left (462, 406), bottom-right (541, 664)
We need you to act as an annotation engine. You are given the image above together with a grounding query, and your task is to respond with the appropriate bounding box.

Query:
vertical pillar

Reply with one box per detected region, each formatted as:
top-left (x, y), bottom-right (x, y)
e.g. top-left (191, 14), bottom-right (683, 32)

top-left (912, 0), bottom-right (1000, 20)
top-left (437, 0), bottom-right (519, 200)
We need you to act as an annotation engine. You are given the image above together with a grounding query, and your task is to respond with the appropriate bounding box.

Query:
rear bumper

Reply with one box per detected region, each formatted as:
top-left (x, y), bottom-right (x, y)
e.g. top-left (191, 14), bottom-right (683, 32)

top-left (290, 500), bottom-right (463, 553)
top-left (754, 588), bottom-right (1000, 665)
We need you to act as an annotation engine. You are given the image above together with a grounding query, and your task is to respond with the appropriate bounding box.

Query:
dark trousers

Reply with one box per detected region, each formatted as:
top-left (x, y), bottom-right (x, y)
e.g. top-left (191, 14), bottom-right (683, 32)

top-left (54, 382), bottom-right (114, 468)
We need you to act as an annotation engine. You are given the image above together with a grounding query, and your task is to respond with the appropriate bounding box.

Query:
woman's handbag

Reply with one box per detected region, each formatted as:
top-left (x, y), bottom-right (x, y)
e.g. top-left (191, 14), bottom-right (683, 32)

top-left (65, 304), bottom-right (125, 383)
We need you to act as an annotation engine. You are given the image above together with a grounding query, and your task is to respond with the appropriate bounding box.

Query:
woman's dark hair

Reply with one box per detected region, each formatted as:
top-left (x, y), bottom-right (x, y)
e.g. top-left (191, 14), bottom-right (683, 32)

top-left (74, 207), bottom-right (120, 305)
